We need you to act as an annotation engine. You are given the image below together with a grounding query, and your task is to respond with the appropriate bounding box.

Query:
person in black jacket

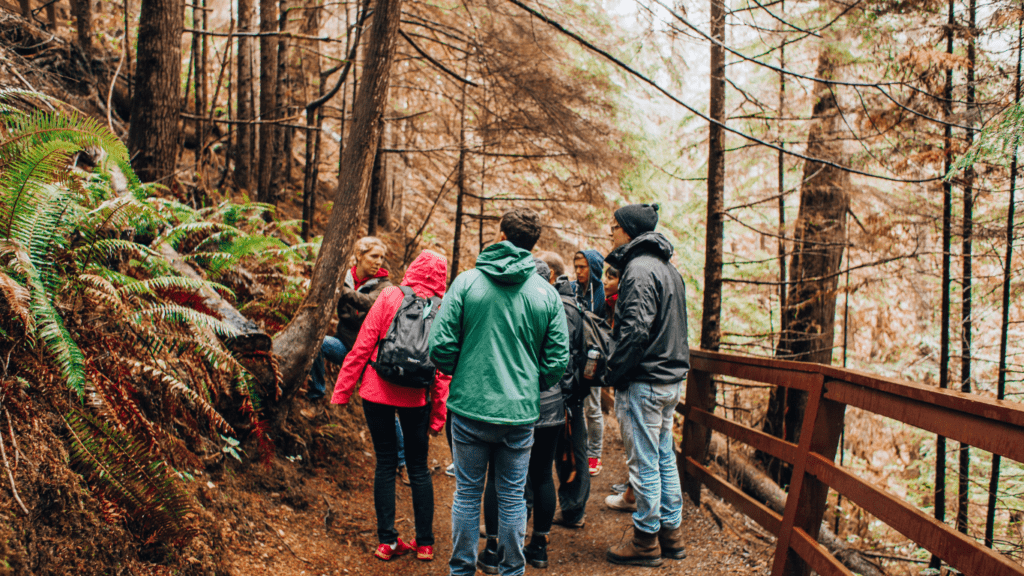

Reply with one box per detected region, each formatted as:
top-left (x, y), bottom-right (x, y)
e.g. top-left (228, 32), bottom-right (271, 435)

top-left (603, 203), bottom-right (690, 567)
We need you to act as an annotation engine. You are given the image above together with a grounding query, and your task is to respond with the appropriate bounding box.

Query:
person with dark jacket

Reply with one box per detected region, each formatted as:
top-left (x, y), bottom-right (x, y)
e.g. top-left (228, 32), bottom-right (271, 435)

top-left (549, 271), bottom-right (591, 530)
top-left (307, 236), bottom-right (392, 399)
top-left (571, 249), bottom-right (607, 476)
top-left (604, 203), bottom-right (690, 567)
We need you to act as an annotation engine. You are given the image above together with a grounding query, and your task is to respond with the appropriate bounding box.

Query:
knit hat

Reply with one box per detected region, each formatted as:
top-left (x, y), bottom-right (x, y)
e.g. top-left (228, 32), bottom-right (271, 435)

top-left (614, 203), bottom-right (660, 239)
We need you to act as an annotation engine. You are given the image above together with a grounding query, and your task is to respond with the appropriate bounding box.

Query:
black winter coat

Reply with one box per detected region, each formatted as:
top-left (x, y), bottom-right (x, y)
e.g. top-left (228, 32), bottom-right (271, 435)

top-left (604, 232), bottom-right (690, 389)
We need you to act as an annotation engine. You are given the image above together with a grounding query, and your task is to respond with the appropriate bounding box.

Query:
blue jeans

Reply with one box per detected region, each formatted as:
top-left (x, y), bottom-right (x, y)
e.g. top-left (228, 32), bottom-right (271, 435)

top-left (450, 413), bottom-right (534, 576)
top-left (308, 336), bottom-right (347, 399)
top-left (622, 382), bottom-right (683, 534)
top-left (615, 388), bottom-right (640, 489)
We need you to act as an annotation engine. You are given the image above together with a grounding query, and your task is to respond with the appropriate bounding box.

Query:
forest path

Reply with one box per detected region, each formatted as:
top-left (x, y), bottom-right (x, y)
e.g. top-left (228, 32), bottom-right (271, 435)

top-left (218, 409), bottom-right (772, 576)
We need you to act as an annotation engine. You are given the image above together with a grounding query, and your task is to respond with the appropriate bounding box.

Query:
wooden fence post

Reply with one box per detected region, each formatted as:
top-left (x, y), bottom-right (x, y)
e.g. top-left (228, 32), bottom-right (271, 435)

top-left (681, 368), bottom-right (714, 505)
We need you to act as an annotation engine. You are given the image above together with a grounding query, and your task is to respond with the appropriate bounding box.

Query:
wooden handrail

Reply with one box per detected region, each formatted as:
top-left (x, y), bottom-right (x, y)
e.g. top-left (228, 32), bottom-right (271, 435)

top-left (680, 348), bottom-right (1024, 576)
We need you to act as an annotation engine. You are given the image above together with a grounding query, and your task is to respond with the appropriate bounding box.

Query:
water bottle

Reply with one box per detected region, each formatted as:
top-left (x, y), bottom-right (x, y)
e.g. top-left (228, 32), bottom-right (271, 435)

top-left (583, 348), bottom-right (601, 380)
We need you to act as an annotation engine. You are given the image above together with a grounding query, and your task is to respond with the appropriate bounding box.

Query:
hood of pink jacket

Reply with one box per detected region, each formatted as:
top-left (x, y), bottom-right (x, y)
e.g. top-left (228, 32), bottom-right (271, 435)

top-left (402, 250), bottom-right (448, 298)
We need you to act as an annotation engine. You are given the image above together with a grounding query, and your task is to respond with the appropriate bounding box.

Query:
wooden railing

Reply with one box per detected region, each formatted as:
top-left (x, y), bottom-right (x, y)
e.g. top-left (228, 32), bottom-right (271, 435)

top-left (680, 349), bottom-right (1024, 576)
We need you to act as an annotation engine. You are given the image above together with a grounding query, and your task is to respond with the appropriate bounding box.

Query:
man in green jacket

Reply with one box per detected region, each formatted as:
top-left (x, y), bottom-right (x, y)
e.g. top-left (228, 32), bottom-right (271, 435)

top-left (429, 208), bottom-right (570, 576)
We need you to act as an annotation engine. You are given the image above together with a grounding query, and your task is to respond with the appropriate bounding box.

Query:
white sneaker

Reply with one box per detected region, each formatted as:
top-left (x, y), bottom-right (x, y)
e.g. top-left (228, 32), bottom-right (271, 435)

top-left (445, 463), bottom-right (456, 477)
top-left (605, 492), bottom-right (637, 512)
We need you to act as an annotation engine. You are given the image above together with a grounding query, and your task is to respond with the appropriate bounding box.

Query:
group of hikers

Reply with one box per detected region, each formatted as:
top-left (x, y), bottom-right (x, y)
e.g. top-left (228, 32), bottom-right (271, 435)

top-left (313, 203), bottom-right (691, 575)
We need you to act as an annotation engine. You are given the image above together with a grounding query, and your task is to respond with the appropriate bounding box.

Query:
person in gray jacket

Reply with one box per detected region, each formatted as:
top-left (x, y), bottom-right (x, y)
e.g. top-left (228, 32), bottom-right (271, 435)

top-left (603, 203), bottom-right (690, 567)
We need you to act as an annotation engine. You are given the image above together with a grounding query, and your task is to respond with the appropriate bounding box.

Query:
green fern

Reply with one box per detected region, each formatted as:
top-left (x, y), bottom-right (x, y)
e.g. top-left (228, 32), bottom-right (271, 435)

top-left (61, 409), bottom-right (200, 544)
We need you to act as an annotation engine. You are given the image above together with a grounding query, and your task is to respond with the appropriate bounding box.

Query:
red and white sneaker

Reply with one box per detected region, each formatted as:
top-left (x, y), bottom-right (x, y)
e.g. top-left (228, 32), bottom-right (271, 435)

top-left (588, 457), bottom-right (602, 476)
top-left (374, 538), bottom-right (414, 561)
top-left (409, 539), bottom-right (433, 561)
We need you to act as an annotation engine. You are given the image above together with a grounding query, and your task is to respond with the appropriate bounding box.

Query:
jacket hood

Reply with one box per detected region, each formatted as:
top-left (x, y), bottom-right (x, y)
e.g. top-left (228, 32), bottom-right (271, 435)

top-left (554, 275), bottom-right (574, 297)
top-left (476, 241), bottom-right (536, 285)
top-left (576, 250), bottom-right (605, 282)
top-left (606, 231), bottom-right (674, 269)
top-left (402, 250), bottom-right (448, 298)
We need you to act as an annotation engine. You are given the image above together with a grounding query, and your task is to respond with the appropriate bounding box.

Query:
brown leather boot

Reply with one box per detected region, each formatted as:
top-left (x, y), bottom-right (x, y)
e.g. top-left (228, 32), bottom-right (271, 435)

top-left (606, 528), bottom-right (663, 567)
top-left (658, 524), bottom-right (687, 559)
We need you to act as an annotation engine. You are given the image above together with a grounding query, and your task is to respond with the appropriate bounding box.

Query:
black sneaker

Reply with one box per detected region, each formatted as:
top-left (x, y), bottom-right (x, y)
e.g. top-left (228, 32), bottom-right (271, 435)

top-left (552, 512), bottom-right (585, 529)
top-left (477, 540), bottom-right (499, 574)
top-left (524, 539), bottom-right (549, 569)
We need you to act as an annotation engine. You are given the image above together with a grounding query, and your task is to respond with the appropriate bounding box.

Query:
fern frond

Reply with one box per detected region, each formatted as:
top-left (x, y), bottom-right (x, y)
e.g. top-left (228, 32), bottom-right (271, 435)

top-left (128, 361), bottom-right (234, 436)
top-left (115, 276), bottom-right (234, 301)
top-left (77, 273), bottom-right (119, 296)
top-left (30, 283), bottom-right (86, 396)
top-left (131, 304), bottom-right (238, 338)
top-left (73, 238), bottom-right (158, 266)
top-left (0, 269), bottom-right (33, 336)
top-left (61, 410), bottom-right (200, 544)
top-left (0, 141), bottom-right (78, 240)
top-left (155, 221), bottom-right (234, 251)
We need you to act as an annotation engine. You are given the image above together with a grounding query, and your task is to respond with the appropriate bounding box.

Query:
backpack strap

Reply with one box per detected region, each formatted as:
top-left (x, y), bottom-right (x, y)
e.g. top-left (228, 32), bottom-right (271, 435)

top-left (397, 285), bottom-right (414, 298)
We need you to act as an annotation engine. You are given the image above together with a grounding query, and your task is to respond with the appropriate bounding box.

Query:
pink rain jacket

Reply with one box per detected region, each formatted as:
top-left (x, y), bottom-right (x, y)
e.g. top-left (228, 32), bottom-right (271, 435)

top-left (331, 251), bottom-right (451, 432)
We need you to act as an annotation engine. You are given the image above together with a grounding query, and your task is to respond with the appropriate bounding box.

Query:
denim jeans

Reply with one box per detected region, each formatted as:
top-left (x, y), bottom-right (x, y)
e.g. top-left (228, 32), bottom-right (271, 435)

top-left (555, 401), bottom-right (590, 523)
top-left (308, 336), bottom-right (348, 399)
top-left (584, 386), bottom-right (604, 459)
top-left (450, 413), bottom-right (533, 576)
top-left (615, 388), bottom-right (639, 489)
top-left (483, 425), bottom-right (560, 537)
top-left (622, 381), bottom-right (683, 534)
top-left (362, 399), bottom-right (434, 546)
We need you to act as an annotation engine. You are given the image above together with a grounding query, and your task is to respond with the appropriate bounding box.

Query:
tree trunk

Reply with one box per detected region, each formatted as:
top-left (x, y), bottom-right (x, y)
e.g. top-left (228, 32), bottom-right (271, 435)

top-left (931, 0), bottom-right (955, 567)
top-left (367, 126), bottom-right (385, 236)
top-left (128, 0), bottom-right (184, 183)
top-left (985, 5), bottom-right (1022, 548)
top-left (450, 69), bottom-right (470, 285)
top-left (18, 0), bottom-right (30, 19)
top-left (271, 0), bottom-right (294, 194)
top-left (70, 0), bottom-right (93, 54)
top-left (956, 0), bottom-right (977, 536)
top-left (702, 0), bottom-right (726, 354)
top-left (776, 2), bottom-right (787, 339)
top-left (271, 0), bottom-right (405, 437)
top-left (235, 0), bottom-right (256, 193)
top-left (764, 45), bottom-right (850, 485)
top-left (257, 0), bottom-right (279, 203)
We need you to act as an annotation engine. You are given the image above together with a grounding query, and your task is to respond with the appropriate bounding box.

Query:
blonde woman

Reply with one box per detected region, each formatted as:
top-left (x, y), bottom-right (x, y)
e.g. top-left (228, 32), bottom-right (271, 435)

top-left (307, 236), bottom-right (392, 399)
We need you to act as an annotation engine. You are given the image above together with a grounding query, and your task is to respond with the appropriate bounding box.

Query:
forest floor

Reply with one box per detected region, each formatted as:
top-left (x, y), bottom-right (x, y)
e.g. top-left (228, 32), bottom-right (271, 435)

top-left (210, 398), bottom-right (774, 576)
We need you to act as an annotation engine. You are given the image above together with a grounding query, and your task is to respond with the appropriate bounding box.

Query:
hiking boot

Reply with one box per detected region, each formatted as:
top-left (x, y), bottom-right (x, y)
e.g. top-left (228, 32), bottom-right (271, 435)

top-left (658, 524), bottom-right (687, 559)
top-left (605, 492), bottom-right (637, 512)
top-left (524, 534), bottom-right (549, 569)
top-left (397, 466), bottom-right (411, 486)
top-left (552, 512), bottom-right (585, 529)
top-left (477, 538), bottom-right (499, 574)
top-left (606, 528), bottom-right (663, 567)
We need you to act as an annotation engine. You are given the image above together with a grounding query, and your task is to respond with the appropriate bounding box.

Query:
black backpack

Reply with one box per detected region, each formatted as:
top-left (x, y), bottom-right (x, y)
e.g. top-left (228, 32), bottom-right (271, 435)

top-left (370, 286), bottom-right (442, 388)
top-left (579, 311), bottom-right (612, 387)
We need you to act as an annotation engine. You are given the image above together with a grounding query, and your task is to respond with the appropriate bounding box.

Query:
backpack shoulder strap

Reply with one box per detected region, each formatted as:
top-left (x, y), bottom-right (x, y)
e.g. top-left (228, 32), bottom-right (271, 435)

top-left (397, 285), bottom-right (414, 298)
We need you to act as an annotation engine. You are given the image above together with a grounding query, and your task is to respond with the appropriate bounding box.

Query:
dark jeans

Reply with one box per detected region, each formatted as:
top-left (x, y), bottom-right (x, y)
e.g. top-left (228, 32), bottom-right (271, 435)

top-left (484, 425), bottom-right (561, 536)
top-left (362, 398), bottom-right (434, 545)
top-left (555, 402), bottom-right (590, 523)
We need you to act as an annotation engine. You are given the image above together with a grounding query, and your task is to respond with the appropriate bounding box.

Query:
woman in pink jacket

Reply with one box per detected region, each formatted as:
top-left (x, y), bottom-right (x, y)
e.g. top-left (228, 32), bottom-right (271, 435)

top-left (331, 250), bottom-right (450, 562)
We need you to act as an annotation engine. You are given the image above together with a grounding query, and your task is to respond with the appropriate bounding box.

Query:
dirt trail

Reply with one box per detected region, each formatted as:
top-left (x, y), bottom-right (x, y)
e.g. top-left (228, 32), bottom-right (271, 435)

top-left (216, 406), bottom-right (772, 575)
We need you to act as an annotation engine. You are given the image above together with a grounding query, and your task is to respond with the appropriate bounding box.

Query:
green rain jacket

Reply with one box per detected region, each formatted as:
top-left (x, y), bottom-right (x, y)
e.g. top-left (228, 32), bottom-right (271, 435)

top-left (429, 241), bottom-right (570, 425)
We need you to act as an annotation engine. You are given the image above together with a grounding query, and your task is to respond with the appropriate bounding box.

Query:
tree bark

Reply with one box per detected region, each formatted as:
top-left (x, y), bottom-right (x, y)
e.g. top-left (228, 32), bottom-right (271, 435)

top-left (235, 0), bottom-right (256, 193)
top-left (765, 45), bottom-right (849, 484)
top-left (367, 125), bottom-right (385, 236)
top-left (257, 0), bottom-right (279, 203)
top-left (70, 0), bottom-right (93, 54)
top-left (271, 0), bottom-right (294, 193)
top-left (128, 0), bottom-right (184, 183)
top-left (702, 0), bottom-right (726, 354)
top-left (271, 0), bottom-right (405, 434)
